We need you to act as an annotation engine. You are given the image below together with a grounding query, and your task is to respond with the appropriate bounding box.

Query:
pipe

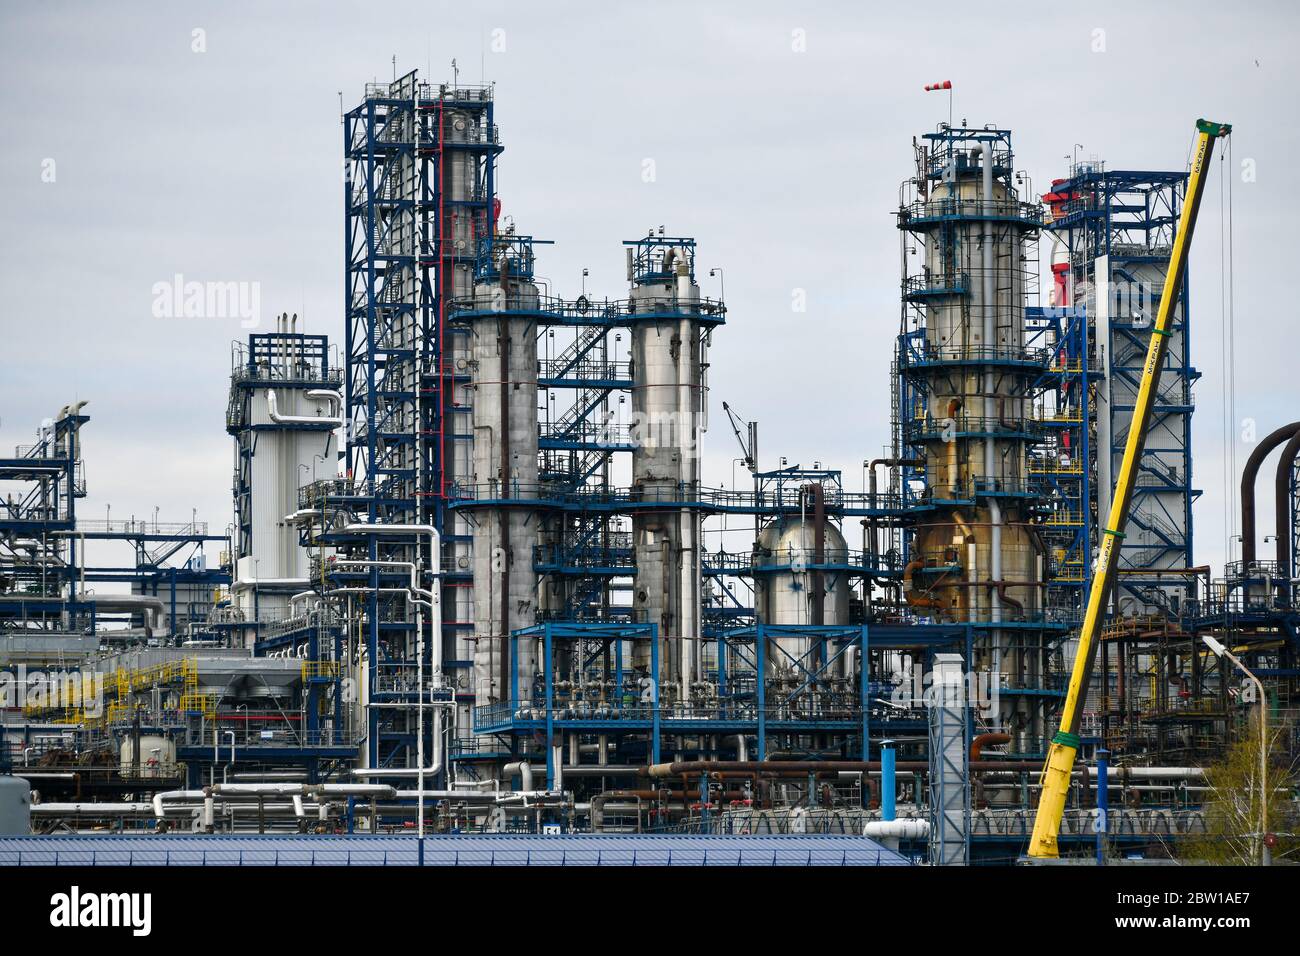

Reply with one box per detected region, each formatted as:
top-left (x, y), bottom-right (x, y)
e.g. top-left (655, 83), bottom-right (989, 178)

top-left (342, 522), bottom-right (443, 842)
top-left (266, 389), bottom-right (343, 428)
top-left (503, 761), bottom-right (534, 791)
top-left (903, 558), bottom-right (947, 611)
top-left (881, 742), bottom-right (896, 822)
top-left (1241, 422), bottom-right (1300, 566)
top-left (647, 759), bottom-right (1043, 778)
top-left (71, 594), bottom-right (166, 630)
top-left (30, 802), bottom-right (156, 816)
top-left (863, 819), bottom-right (929, 839)
top-left (970, 732), bottom-right (1011, 762)
top-left (152, 789), bottom-right (206, 818)
top-left (305, 388), bottom-right (343, 418)
top-left (1274, 429), bottom-right (1300, 583)
top-left (946, 399), bottom-right (962, 495)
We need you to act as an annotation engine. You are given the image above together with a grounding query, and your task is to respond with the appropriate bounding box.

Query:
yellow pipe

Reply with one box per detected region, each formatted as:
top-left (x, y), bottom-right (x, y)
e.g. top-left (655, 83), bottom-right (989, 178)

top-left (1028, 119), bottom-right (1230, 859)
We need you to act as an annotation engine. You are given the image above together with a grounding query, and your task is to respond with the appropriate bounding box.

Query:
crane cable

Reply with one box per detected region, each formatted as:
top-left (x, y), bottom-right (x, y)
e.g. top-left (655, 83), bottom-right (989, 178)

top-left (1217, 134), bottom-right (1238, 565)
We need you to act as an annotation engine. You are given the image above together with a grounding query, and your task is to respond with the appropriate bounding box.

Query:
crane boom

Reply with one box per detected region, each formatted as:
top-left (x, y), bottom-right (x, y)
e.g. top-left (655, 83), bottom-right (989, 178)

top-left (1027, 118), bottom-right (1231, 859)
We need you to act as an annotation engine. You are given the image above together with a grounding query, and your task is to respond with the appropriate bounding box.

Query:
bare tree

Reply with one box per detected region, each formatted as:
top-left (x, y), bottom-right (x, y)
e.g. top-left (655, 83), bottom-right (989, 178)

top-left (1181, 715), bottom-right (1297, 865)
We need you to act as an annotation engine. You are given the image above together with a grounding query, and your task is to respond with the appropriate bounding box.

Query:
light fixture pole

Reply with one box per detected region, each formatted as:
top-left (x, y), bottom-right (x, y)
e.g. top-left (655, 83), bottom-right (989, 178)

top-left (1203, 635), bottom-right (1270, 865)
top-left (708, 268), bottom-right (725, 303)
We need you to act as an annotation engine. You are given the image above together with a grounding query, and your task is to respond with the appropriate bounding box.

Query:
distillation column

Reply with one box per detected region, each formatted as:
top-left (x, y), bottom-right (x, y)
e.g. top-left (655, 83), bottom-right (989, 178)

top-left (629, 245), bottom-right (705, 705)
top-left (228, 316), bottom-right (340, 637)
top-left (440, 89), bottom-right (491, 690)
top-left (900, 130), bottom-right (1045, 736)
top-left (468, 250), bottom-right (540, 706)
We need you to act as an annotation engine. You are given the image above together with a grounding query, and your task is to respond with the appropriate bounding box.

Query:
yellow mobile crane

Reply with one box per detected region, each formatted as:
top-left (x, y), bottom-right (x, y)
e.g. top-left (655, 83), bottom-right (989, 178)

top-left (1028, 118), bottom-right (1231, 859)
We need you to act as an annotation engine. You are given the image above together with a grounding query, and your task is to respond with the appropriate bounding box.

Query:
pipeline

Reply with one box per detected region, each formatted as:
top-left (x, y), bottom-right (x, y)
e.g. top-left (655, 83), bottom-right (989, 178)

top-left (1241, 421), bottom-right (1300, 566)
top-left (903, 558), bottom-right (947, 611)
top-left (969, 732), bottom-right (1011, 762)
top-left (647, 759), bottom-right (1043, 778)
top-left (1274, 429), bottom-right (1300, 582)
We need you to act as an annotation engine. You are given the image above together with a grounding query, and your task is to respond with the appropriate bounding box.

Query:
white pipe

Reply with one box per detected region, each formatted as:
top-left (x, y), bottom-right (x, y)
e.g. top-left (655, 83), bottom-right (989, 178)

top-left (503, 761), bottom-right (534, 791)
top-left (342, 523), bottom-right (442, 841)
top-left (232, 576), bottom-right (308, 591)
top-left (75, 594), bottom-right (165, 629)
top-left (863, 819), bottom-right (930, 839)
top-left (266, 389), bottom-right (343, 428)
top-left (980, 139), bottom-right (1005, 694)
top-left (305, 388), bottom-right (343, 417)
top-left (152, 789), bottom-right (206, 818)
top-left (31, 802), bottom-right (156, 815)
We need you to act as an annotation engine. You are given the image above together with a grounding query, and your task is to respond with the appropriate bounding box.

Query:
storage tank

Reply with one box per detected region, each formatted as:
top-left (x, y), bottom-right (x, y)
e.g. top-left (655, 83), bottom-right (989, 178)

top-left (119, 735), bottom-right (177, 778)
top-left (753, 513), bottom-right (851, 682)
top-left (753, 517), bottom-right (851, 626)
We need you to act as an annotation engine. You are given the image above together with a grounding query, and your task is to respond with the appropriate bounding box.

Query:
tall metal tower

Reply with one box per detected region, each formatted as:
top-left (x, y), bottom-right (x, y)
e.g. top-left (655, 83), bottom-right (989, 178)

top-left (895, 125), bottom-right (1068, 752)
top-left (341, 70), bottom-right (500, 769)
top-left (1043, 166), bottom-right (1199, 618)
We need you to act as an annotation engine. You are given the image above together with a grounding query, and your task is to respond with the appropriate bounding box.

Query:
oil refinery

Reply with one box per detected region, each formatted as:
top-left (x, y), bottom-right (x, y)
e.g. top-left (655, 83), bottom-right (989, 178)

top-left (1, 60), bottom-right (1296, 881)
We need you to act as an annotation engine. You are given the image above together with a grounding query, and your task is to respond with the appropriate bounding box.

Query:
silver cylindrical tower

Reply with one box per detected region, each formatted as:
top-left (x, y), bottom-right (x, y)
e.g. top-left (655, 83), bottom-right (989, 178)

top-left (629, 243), bottom-right (704, 704)
top-left (467, 245), bottom-right (540, 706)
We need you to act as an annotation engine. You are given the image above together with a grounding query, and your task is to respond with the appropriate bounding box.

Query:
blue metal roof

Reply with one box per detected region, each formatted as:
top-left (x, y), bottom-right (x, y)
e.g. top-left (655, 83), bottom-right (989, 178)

top-left (0, 833), bottom-right (910, 867)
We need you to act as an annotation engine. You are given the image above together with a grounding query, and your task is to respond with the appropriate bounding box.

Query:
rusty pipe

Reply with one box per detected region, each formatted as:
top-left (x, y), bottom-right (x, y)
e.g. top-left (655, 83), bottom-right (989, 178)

top-left (1242, 422), bottom-right (1300, 566)
top-left (1274, 429), bottom-right (1300, 582)
top-left (969, 732), bottom-right (1011, 762)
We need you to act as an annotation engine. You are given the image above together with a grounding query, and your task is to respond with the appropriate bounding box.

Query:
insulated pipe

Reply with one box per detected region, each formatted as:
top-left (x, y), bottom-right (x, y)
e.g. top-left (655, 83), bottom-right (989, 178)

top-left (266, 389), bottom-right (343, 428)
top-left (305, 388), bottom-right (343, 418)
top-left (70, 594), bottom-right (166, 630)
top-left (863, 819), bottom-right (930, 839)
top-left (342, 523), bottom-right (442, 841)
top-left (503, 761), bottom-right (534, 791)
top-left (552, 745), bottom-right (564, 793)
top-left (1274, 429), bottom-right (1300, 582)
top-left (1241, 422), bottom-right (1300, 566)
top-left (152, 789), bottom-right (206, 818)
top-left (946, 400), bottom-right (962, 495)
top-left (979, 139), bottom-right (1006, 701)
top-left (30, 802), bottom-right (156, 816)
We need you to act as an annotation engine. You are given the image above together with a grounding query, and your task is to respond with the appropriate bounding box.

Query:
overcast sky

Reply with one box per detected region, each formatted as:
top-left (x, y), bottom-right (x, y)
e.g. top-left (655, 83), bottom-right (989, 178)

top-left (1, 0), bottom-right (1295, 579)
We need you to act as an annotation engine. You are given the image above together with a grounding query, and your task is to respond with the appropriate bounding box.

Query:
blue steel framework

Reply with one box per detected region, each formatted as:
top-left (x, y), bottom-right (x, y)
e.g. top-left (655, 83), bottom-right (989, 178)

top-left (444, 232), bottom-right (979, 777)
top-left (0, 408), bottom-right (226, 639)
top-left (0, 408), bottom-right (91, 634)
top-left (469, 620), bottom-right (976, 786)
top-left (340, 72), bottom-right (499, 772)
top-left (1043, 167), bottom-right (1199, 617)
top-left (1292, 458), bottom-right (1299, 585)
top-left (1024, 305), bottom-right (1097, 615)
